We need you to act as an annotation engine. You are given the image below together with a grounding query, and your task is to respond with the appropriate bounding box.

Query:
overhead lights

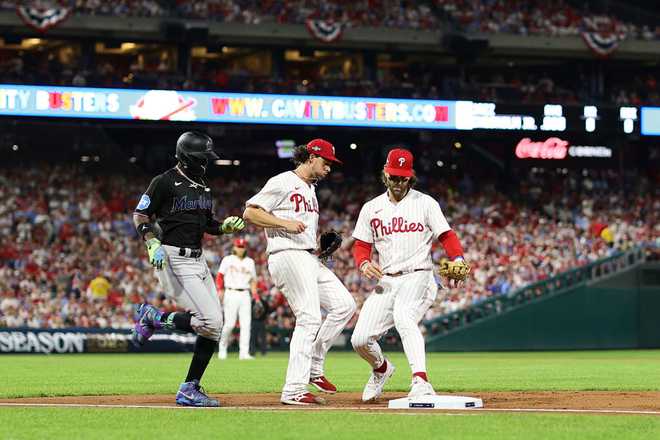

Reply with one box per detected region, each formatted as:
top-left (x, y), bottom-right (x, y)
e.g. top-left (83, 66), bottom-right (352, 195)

top-left (214, 159), bottom-right (240, 166)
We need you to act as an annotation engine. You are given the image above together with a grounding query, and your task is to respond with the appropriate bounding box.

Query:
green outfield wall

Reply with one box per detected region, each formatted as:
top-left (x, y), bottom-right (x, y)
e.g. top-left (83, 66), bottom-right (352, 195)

top-left (426, 261), bottom-right (660, 351)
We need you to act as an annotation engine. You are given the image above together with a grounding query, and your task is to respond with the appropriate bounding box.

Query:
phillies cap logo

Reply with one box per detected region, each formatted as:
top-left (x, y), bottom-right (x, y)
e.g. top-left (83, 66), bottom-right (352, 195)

top-left (312, 146), bottom-right (322, 152)
top-left (398, 157), bottom-right (406, 166)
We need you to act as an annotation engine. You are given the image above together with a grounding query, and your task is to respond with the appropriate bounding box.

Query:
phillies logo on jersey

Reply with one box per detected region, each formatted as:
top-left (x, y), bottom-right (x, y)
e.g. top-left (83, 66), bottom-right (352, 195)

top-left (290, 193), bottom-right (319, 213)
top-left (228, 266), bottom-right (252, 275)
top-left (370, 217), bottom-right (424, 238)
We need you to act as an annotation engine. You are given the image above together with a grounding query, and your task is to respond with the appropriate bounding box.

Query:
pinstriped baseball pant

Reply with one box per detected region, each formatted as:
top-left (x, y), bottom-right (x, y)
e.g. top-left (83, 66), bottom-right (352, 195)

top-left (351, 270), bottom-right (437, 374)
top-left (156, 245), bottom-right (223, 341)
top-left (268, 249), bottom-right (357, 398)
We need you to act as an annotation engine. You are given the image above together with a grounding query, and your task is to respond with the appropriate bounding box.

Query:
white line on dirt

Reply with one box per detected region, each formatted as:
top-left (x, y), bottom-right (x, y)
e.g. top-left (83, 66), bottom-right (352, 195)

top-left (0, 402), bottom-right (658, 415)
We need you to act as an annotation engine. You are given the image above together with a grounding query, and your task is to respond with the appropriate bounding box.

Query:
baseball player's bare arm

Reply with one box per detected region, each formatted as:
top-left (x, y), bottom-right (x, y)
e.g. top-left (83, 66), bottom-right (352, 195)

top-left (243, 205), bottom-right (306, 233)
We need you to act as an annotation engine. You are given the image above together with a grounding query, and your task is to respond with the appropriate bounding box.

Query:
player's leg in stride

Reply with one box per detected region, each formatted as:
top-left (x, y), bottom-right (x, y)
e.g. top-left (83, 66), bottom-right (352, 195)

top-left (131, 131), bottom-right (246, 407)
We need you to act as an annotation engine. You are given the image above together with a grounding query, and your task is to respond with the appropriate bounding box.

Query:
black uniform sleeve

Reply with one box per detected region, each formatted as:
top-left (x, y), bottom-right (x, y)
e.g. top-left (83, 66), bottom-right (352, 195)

top-left (205, 216), bottom-right (222, 236)
top-left (134, 174), bottom-right (169, 218)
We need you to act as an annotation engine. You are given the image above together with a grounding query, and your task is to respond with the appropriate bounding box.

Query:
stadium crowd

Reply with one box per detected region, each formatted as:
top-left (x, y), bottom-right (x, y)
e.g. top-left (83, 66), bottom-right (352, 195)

top-left (1, 164), bottom-right (658, 346)
top-left (4, 1), bottom-right (658, 39)
top-left (1, 48), bottom-right (658, 107)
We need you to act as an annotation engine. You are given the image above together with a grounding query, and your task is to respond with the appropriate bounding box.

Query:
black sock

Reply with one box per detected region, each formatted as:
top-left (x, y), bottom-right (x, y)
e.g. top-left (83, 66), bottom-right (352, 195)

top-left (160, 312), bottom-right (193, 333)
top-left (185, 335), bottom-right (216, 383)
top-left (173, 312), bottom-right (193, 333)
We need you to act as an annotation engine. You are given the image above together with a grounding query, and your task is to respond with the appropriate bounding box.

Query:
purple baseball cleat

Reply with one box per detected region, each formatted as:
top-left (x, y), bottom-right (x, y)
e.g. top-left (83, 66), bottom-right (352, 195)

top-left (175, 380), bottom-right (220, 407)
top-left (130, 303), bottom-right (163, 347)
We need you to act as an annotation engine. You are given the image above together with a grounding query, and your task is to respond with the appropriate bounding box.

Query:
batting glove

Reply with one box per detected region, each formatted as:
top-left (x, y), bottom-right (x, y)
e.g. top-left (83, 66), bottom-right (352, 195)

top-left (221, 216), bottom-right (245, 234)
top-left (146, 238), bottom-right (166, 270)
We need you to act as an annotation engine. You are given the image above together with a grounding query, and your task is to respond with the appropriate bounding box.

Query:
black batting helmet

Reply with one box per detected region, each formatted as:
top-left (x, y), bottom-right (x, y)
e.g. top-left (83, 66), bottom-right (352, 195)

top-left (175, 131), bottom-right (219, 177)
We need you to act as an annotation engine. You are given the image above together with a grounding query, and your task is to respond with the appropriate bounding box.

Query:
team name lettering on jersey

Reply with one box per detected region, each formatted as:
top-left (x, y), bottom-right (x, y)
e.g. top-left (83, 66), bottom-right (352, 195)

top-left (290, 193), bottom-right (319, 213)
top-left (370, 216), bottom-right (424, 238)
top-left (245, 171), bottom-right (319, 254)
top-left (171, 195), bottom-right (213, 213)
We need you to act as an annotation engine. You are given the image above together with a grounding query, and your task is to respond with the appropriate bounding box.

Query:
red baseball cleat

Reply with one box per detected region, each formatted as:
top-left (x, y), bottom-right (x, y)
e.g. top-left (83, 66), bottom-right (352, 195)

top-left (281, 392), bottom-right (325, 405)
top-left (309, 375), bottom-right (337, 394)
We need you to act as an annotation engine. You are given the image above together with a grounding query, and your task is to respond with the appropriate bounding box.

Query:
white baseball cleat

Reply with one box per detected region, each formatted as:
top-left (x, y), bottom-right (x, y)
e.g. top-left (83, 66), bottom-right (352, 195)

top-left (361, 359), bottom-right (395, 402)
top-left (407, 376), bottom-right (435, 398)
top-left (281, 392), bottom-right (326, 406)
top-left (239, 354), bottom-right (255, 360)
top-left (217, 348), bottom-right (227, 360)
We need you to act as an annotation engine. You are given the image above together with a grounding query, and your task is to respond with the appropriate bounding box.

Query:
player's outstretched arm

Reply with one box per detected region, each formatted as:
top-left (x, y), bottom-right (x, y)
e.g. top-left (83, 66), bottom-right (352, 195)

top-left (243, 205), bottom-right (306, 234)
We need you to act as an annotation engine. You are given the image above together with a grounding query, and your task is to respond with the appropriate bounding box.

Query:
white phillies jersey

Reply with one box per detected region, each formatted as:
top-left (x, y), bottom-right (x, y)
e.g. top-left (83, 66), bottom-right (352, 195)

top-left (352, 189), bottom-right (451, 274)
top-left (218, 255), bottom-right (256, 290)
top-left (246, 171), bottom-right (319, 255)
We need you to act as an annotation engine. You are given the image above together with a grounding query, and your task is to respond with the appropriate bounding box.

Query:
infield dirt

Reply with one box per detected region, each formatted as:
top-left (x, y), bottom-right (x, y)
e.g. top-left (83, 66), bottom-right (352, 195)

top-left (2, 391), bottom-right (659, 413)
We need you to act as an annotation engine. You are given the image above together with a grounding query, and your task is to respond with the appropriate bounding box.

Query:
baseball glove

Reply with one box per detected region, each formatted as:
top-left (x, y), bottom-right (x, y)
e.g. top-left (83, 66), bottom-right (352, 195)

top-left (318, 230), bottom-right (342, 260)
top-left (438, 258), bottom-right (471, 281)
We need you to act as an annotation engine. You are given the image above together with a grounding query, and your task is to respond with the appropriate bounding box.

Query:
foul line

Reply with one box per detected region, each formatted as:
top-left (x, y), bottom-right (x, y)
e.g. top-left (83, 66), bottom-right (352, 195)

top-left (0, 402), bottom-right (658, 415)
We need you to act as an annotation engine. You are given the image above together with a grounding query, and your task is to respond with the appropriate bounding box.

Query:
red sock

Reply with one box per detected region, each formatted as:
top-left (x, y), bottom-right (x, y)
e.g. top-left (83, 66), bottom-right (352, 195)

top-left (413, 372), bottom-right (428, 382)
top-left (374, 359), bottom-right (388, 374)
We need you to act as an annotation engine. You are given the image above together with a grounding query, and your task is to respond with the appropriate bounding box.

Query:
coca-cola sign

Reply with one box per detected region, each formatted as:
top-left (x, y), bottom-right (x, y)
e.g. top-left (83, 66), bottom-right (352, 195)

top-left (515, 137), bottom-right (568, 159)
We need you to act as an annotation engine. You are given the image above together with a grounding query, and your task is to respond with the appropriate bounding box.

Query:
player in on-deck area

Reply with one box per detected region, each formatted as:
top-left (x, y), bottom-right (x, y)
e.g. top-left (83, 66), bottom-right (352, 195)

top-left (243, 139), bottom-right (357, 405)
top-left (351, 147), bottom-right (470, 402)
top-left (216, 237), bottom-right (257, 360)
top-left (131, 131), bottom-right (245, 407)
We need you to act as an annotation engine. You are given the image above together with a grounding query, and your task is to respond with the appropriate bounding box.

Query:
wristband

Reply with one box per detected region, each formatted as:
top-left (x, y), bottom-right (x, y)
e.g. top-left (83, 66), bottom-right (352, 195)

top-left (137, 222), bottom-right (154, 240)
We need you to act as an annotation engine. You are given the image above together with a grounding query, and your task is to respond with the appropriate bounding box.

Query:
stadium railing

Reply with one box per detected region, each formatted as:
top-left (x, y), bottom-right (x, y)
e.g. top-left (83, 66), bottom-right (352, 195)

top-left (423, 247), bottom-right (647, 337)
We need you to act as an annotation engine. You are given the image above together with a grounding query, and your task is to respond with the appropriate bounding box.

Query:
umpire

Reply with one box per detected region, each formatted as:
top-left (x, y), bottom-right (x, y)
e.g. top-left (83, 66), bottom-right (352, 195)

top-left (131, 131), bottom-right (245, 407)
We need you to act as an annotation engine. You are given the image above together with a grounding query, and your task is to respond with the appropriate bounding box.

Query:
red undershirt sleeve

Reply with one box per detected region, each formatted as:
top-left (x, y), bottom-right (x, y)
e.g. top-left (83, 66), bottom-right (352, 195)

top-left (438, 229), bottom-right (464, 260)
top-left (352, 239), bottom-right (373, 269)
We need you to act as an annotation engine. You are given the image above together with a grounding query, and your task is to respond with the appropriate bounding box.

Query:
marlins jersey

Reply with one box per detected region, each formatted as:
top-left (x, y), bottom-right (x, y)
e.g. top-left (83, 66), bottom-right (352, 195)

top-left (218, 255), bottom-right (256, 290)
top-left (352, 189), bottom-right (450, 274)
top-left (246, 171), bottom-right (319, 255)
top-left (134, 167), bottom-right (215, 248)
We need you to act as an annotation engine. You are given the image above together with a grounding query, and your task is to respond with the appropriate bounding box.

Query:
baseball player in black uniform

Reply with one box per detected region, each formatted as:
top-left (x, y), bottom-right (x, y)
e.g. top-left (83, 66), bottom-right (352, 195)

top-left (132, 131), bottom-right (245, 407)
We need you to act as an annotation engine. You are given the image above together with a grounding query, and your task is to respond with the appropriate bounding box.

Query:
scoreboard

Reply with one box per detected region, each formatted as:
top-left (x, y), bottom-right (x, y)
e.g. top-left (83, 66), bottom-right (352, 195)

top-left (455, 102), bottom-right (642, 135)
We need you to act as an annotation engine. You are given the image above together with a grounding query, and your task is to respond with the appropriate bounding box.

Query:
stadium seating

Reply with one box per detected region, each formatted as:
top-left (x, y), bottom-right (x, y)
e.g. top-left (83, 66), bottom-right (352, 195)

top-left (1, 165), bottom-right (657, 339)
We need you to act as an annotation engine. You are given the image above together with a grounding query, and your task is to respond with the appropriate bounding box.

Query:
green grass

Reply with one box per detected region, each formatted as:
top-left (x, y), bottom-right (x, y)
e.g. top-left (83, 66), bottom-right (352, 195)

top-left (1, 351), bottom-right (659, 398)
top-left (1, 351), bottom-right (659, 439)
top-left (0, 408), bottom-right (658, 440)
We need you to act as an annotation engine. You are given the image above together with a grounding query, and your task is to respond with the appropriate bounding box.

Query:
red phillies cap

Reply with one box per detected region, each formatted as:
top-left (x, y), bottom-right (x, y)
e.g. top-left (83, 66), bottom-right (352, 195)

top-left (306, 138), bottom-right (342, 164)
top-left (384, 148), bottom-right (414, 177)
top-left (233, 238), bottom-right (247, 248)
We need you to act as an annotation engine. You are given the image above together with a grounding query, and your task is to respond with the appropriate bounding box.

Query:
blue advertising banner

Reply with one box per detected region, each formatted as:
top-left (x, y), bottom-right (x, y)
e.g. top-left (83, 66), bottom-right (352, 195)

top-left (0, 84), bottom-right (457, 130)
top-left (641, 107), bottom-right (660, 135)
